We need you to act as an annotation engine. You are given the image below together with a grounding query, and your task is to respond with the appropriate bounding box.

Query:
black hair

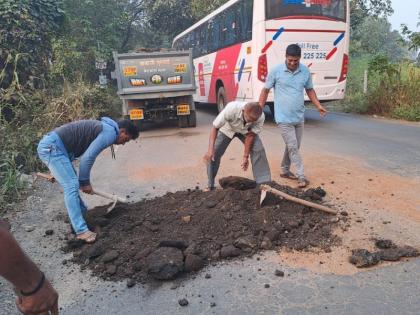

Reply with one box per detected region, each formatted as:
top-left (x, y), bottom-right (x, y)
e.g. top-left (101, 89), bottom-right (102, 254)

top-left (117, 120), bottom-right (139, 139)
top-left (286, 44), bottom-right (301, 57)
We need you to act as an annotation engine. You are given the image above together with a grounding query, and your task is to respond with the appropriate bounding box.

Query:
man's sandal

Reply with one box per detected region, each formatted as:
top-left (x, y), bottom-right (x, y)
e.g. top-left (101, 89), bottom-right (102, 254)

top-left (298, 179), bottom-right (310, 188)
top-left (76, 231), bottom-right (97, 243)
top-left (280, 171), bottom-right (298, 180)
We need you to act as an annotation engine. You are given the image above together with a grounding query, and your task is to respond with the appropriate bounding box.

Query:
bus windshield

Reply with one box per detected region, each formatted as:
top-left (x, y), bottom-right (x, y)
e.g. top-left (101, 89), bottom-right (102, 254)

top-left (266, 0), bottom-right (346, 21)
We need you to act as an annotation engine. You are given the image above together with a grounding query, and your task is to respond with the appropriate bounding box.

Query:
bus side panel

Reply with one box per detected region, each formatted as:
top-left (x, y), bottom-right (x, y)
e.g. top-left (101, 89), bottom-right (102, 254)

top-left (234, 40), bottom-right (254, 100)
top-left (194, 53), bottom-right (217, 103)
top-left (208, 43), bottom-right (242, 103)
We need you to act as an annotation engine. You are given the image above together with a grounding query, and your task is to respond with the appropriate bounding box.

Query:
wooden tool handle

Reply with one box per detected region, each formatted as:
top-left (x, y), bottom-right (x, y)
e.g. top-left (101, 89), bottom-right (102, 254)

top-left (92, 189), bottom-right (127, 203)
top-left (36, 172), bottom-right (55, 182)
top-left (260, 184), bottom-right (337, 215)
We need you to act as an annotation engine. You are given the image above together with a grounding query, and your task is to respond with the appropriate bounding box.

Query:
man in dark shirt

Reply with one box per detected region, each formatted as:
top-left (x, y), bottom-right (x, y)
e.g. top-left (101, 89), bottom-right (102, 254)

top-left (37, 118), bottom-right (139, 243)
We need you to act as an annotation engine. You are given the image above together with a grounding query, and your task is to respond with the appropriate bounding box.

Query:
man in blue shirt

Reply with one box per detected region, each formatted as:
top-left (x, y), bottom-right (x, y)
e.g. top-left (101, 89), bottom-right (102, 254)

top-left (259, 44), bottom-right (327, 188)
top-left (37, 118), bottom-right (139, 243)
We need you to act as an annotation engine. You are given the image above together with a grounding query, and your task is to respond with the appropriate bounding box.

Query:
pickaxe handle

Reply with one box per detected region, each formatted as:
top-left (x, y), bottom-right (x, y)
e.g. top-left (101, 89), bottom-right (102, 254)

top-left (260, 184), bottom-right (337, 215)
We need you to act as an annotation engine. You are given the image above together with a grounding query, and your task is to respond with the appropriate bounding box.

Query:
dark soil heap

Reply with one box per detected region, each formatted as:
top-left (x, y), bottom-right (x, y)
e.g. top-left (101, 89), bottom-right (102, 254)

top-left (66, 178), bottom-right (340, 284)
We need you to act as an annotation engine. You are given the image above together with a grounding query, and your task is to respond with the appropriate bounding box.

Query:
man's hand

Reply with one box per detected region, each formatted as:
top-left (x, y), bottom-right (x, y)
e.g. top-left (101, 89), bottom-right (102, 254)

top-left (0, 219), bottom-right (11, 230)
top-left (16, 279), bottom-right (59, 315)
top-left (81, 185), bottom-right (93, 194)
top-left (241, 156), bottom-right (249, 171)
top-left (203, 150), bottom-right (215, 164)
top-left (317, 104), bottom-right (327, 117)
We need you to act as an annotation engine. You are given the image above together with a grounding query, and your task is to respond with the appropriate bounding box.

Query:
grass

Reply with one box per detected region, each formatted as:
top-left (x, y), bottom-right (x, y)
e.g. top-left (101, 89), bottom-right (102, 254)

top-left (330, 55), bottom-right (420, 121)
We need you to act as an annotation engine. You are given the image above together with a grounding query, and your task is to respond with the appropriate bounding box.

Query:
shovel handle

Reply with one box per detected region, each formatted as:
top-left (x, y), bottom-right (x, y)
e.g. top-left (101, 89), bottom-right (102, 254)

top-left (36, 172), bottom-right (55, 182)
top-left (260, 184), bottom-right (337, 215)
top-left (92, 189), bottom-right (127, 203)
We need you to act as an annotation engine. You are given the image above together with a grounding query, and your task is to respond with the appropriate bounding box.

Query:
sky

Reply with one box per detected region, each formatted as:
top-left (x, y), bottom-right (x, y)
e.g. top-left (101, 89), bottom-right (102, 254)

top-left (389, 0), bottom-right (419, 32)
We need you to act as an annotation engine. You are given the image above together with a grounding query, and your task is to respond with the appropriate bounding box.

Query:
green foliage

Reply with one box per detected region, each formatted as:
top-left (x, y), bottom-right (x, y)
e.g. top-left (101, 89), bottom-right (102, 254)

top-left (191, 0), bottom-right (228, 19)
top-left (351, 17), bottom-right (407, 60)
top-left (145, 0), bottom-right (194, 42)
top-left (350, 0), bottom-right (393, 33)
top-left (0, 0), bottom-right (64, 89)
top-left (335, 54), bottom-right (420, 121)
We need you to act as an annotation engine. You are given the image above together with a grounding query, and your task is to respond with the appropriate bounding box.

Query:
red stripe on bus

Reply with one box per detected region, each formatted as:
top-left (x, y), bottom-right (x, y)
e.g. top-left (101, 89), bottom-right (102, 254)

top-left (272, 15), bottom-right (342, 22)
top-left (326, 47), bottom-right (337, 60)
top-left (266, 29), bottom-right (344, 33)
top-left (261, 40), bottom-right (273, 54)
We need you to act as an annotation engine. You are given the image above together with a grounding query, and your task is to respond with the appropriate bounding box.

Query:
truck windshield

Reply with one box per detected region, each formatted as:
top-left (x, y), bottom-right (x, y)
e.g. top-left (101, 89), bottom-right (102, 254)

top-left (266, 0), bottom-right (346, 22)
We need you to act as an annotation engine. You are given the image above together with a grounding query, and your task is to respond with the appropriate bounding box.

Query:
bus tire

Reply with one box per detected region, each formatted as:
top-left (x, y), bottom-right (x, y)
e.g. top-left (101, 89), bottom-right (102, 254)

top-left (178, 115), bottom-right (188, 128)
top-left (217, 86), bottom-right (227, 113)
top-left (187, 110), bottom-right (197, 127)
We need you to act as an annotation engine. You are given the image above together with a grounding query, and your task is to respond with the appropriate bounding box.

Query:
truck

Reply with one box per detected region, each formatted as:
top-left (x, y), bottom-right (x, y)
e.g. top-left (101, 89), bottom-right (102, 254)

top-left (113, 50), bottom-right (197, 128)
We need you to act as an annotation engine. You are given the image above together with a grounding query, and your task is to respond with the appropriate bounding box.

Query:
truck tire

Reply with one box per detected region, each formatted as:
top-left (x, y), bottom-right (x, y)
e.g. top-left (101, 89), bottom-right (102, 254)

top-left (131, 119), bottom-right (145, 131)
top-left (178, 115), bottom-right (188, 128)
top-left (217, 86), bottom-right (227, 113)
top-left (187, 110), bottom-right (197, 127)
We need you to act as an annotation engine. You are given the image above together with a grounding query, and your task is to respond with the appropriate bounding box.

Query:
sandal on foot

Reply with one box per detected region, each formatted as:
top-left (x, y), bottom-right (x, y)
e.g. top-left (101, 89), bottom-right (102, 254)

top-left (298, 179), bottom-right (310, 188)
top-left (76, 231), bottom-right (97, 243)
top-left (203, 187), bottom-right (215, 192)
top-left (280, 171), bottom-right (298, 180)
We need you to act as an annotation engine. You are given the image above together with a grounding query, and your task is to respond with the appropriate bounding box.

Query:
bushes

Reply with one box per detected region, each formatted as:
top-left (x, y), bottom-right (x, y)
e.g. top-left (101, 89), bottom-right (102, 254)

top-left (367, 55), bottom-right (420, 120)
top-left (334, 55), bottom-right (420, 121)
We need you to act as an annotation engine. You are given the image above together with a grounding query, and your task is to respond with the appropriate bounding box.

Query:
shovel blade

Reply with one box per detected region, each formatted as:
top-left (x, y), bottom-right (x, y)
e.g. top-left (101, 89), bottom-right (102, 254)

top-left (260, 189), bottom-right (267, 206)
top-left (106, 199), bottom-right (118, 214)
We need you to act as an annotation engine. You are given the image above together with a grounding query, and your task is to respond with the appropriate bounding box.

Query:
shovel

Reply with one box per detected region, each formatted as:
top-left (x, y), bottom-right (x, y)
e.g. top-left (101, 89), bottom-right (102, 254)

top-left (36, 172), bottom-right (127, 213)
top-left (259, 184), bottom-right (337, 215)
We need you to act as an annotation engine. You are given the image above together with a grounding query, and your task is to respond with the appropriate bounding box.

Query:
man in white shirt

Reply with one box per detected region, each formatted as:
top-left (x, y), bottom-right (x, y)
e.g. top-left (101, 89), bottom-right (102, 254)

top-left (203, 101), bottom-right (271, 190)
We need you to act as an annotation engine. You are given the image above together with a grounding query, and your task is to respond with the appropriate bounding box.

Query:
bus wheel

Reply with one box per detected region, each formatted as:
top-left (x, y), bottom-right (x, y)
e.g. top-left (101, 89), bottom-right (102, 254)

top-left (217, 86), bottom-right (227, 113)
top-left (187, 110), bottom-right (197, 127)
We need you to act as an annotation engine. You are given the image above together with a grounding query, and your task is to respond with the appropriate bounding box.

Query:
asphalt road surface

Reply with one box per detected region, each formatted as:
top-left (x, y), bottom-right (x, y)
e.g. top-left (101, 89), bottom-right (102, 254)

top-left (1, 105), bottom-right (419, 315)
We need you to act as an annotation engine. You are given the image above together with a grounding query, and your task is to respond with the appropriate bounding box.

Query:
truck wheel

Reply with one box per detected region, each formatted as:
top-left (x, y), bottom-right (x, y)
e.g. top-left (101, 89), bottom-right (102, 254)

top-left (178, 115), bottom-right (188, 128)
top-left (217, 86), bottom-right (227, 113)
top-left (131, 119), bottom-right (144, 131)
top-left (187, 110), bottom-right (197, 127)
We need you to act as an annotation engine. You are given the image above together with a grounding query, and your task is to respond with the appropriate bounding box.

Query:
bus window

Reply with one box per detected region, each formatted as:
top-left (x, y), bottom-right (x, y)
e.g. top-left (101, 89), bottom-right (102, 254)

top-left (265, 0), bottom-right (346, 21)
top-left (208, 16), bottom-right (221, 53)
top-left (221, 7), bottom-right (237, 47)
top-left (237, 0), bottom-right (253, 42)
top-left (199, 25), bottom-right (208, 56)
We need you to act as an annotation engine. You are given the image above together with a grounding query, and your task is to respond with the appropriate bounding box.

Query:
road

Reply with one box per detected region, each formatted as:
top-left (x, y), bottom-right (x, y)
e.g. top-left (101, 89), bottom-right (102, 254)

top-left (1, 106), bottom-right (419, 314)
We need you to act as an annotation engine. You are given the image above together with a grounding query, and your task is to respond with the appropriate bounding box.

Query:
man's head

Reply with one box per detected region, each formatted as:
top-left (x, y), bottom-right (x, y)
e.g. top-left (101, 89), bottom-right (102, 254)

top-left (115, 120), bottom-right (140, 145)
top-left (285, 44), bottom-right (301, 72)
top-left (243, 102), bottom-right (263, 123)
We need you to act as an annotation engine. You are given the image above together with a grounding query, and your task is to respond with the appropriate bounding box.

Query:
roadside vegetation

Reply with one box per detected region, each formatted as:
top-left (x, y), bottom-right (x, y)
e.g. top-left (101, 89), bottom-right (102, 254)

top-left (332, 11), bottom-right (420, 120)
top-left (0, 0), bottom-right (419, 210)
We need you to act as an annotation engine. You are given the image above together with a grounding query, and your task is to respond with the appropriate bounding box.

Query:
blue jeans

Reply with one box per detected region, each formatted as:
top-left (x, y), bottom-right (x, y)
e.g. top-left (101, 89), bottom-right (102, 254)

top-left (37, 132), bottom-right (89, 234)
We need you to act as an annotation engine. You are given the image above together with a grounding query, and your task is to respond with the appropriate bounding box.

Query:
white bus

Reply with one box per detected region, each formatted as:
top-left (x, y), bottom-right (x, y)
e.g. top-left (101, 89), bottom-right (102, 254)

top-left (173, 0), bottom-right (350, 113)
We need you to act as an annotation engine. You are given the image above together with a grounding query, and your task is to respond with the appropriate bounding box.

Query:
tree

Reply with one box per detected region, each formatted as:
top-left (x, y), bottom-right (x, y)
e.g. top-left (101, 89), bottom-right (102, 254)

top-left (350, 0), bottom-right (393, 33)
top-left (144, 0), bottom-right (194, 42)
top-left (401, 12), bottom-right (420, 62)
top-left (352, 17), bottom-right (407, 60)
top-left (0, 0), bottom-right (64, 90)
top-left (50, 0), bottom-right (149, 82)
top-left (191, 0), bottom-right (228, 20)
